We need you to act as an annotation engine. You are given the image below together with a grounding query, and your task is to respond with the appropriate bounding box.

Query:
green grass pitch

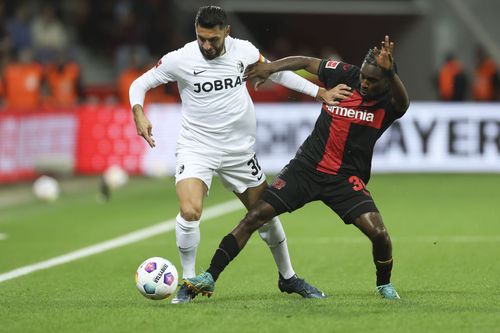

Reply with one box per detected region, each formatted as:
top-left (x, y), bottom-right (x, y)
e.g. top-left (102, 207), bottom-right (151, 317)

top-left (0, 174), bottom-right (499, 332)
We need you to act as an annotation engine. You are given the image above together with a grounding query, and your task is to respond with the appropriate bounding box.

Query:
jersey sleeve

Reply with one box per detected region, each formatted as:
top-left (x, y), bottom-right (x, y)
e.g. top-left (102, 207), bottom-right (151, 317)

top-left (128, 51), bottom-right (180, 107)
top-left (318, 60), bottom-right (357, 89)
top-left (241, 39), bottom-right (261, 64)
top-left (149, 50), bottom-right (180, 83)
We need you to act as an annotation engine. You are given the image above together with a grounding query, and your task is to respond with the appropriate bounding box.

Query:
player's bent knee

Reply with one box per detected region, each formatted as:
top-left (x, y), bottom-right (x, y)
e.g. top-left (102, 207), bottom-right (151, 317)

top-left (179, 206), bottom-right (202, 221)
top-left (371, 227), bottom-right (391, 245)
top-left (356, 212), bottom-right (389, 240)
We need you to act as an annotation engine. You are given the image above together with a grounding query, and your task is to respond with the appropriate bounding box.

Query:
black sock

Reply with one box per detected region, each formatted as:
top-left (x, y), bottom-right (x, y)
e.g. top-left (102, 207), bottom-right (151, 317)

top-left (375, 258), bottom-right (393, 286)
top-left (207, 234), bottom-right (240, 281)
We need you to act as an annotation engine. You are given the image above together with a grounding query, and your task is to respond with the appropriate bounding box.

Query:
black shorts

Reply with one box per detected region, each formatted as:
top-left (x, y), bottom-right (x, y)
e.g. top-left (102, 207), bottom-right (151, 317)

top-left (261, 158), bottom-right (379, 224)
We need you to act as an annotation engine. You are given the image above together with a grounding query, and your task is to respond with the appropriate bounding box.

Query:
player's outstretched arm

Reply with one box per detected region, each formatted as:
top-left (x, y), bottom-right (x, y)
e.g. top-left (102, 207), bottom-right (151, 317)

top-left (374, 35), bottom-right (410, 114)
top-left (244, 56), bottom-right (322, 80)
top-left (245, 56), bottom-right (351, 105)
top-left (243, 57), bottom-right (321, 100)
top-left (245, 56), bottom-right (349, 105)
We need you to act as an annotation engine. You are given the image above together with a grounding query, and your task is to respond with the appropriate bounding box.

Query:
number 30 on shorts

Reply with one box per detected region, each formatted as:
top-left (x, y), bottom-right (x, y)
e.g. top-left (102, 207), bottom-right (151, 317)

top-left (247, 154), bottom-right (262, 177)
top-left (348, 175), bottom-right (371, 196)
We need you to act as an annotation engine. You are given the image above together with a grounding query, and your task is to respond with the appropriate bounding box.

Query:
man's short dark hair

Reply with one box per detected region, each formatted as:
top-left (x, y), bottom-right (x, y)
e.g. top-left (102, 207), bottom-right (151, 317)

top-left (195, 6), bottom-right (227, 29)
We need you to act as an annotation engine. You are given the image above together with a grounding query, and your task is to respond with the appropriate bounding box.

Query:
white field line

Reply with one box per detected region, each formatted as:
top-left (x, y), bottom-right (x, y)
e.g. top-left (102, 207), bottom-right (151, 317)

top-left (0, 199), bottom-right (243, 284)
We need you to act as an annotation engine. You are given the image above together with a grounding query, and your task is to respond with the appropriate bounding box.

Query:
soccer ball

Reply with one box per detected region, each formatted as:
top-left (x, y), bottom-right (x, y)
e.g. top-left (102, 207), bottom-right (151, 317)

top-left (102, 165), bottom-right (129, 190)
top-left (135, 257), bottom-right (178, 300)
top-left (33, 175), bottom-right (60, 202)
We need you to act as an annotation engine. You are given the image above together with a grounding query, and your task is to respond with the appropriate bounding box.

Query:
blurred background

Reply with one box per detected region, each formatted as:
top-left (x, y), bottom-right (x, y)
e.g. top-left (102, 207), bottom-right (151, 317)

top-left (0, 0), bottom-right (499, 189)
top-left (2, 0), bottom-right (500, 103)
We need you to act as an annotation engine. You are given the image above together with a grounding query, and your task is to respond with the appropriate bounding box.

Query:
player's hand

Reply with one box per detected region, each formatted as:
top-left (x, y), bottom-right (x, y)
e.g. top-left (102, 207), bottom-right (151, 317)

top-left (132, 105), bottom-right (155, 148)
top-left (317, 84), bottom-right (352, 105)
top-left (373, 35), bottom-right (394, 71)
top-left (243, 62), bottom-right (273, 91)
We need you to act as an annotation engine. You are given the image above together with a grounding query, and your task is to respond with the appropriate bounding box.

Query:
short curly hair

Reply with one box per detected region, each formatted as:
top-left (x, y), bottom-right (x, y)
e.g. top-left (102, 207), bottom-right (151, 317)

top-left (363, 48), bottom-right (397, 73)
top-left (363, 48), bottom-right (378, 67)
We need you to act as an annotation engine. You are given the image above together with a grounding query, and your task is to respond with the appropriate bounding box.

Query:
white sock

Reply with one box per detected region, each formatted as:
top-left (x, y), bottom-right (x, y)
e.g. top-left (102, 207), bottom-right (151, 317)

top-left (175, 213), bottom-right (200, 279)
top-left (258, 216), bottom-right (295, 279)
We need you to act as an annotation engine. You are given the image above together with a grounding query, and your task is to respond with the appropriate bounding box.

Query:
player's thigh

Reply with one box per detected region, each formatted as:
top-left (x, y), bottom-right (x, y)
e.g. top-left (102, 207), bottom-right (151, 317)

top-left (175, 149), bottom-right (218, 216)
top-left (261, 159), bottom-right (320, 215)
top-left (321, 175), bottom-right (379, 225)
top-left (176, 178), bottom-right (208, 207)
top-left (234, 181), bottom-right (268, 210)
top-left (217, 151), bottom-right (266, 195)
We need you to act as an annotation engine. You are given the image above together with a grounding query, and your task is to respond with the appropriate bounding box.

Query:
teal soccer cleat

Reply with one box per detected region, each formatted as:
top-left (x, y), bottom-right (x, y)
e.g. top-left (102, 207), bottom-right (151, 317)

top-left (184, 272), bottom-right (215, 297)
top-left (376, 283), bottom-right (400, 300)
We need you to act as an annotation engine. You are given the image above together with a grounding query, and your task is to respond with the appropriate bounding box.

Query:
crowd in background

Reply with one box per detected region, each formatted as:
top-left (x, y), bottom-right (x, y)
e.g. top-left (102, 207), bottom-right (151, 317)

top-left (0, 1), bottom-right (80, 110)
top-left (0, 0), bottom-right (499, 112)
top-left (0, 0), bottom-right (182, 111)
top-left (438, 46), bottom-right (500, 102)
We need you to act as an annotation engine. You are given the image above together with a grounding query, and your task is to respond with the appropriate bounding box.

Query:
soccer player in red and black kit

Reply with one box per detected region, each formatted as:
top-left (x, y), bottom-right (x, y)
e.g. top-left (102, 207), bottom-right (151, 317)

top-left (184, 35), bottom-right (410, 300)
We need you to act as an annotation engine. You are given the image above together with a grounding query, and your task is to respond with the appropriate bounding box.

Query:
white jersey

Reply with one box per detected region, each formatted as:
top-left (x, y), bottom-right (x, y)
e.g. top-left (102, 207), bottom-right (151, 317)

top-left (130, 36), bottom-right (319, 153)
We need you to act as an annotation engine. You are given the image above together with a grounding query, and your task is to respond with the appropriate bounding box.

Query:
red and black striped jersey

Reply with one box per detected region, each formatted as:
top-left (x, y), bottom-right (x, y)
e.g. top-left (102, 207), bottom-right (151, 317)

top-left (295, 59), bottom-right (405, 184)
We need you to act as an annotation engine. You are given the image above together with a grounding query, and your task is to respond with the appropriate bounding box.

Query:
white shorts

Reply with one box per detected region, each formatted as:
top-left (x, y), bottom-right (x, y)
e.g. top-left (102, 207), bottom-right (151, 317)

top-left (175, 148), bottom-right (266, 194)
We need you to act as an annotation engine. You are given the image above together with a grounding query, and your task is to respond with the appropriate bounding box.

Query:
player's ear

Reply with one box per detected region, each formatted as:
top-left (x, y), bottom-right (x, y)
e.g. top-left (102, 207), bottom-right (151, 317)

top-left (225, 25), bottom-right (230, 37)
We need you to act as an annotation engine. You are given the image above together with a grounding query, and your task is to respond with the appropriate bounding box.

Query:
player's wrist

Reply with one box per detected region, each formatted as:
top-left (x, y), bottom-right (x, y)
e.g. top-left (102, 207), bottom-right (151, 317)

top-left (314, 86), bottom-right (324, 100)
top-left (132, 104), bottom-right (144, 115)
top-left (382, 61), bottom-right (397, 78)
top-left (382, 66), bottom-right (395, 78)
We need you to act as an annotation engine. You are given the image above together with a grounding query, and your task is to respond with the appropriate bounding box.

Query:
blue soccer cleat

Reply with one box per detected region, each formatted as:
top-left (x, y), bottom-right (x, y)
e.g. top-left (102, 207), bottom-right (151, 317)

top-left (376, 283), bottom-right (400, 300)
top-left (278, 274), bottom-right (327, 299)
top-left (184, 272), bottom-right (215, 298)
top-left (171, 283), bottom-right (196, 304)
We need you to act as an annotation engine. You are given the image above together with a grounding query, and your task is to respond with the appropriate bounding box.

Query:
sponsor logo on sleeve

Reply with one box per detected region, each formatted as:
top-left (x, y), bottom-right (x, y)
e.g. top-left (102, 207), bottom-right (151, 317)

top-left (325, 60), bottom-right (340, 69)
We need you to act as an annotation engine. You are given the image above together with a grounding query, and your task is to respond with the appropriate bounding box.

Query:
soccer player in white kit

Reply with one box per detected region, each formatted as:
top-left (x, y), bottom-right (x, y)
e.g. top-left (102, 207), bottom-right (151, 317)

top-left (130, 6), bottom-right (337, 303)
